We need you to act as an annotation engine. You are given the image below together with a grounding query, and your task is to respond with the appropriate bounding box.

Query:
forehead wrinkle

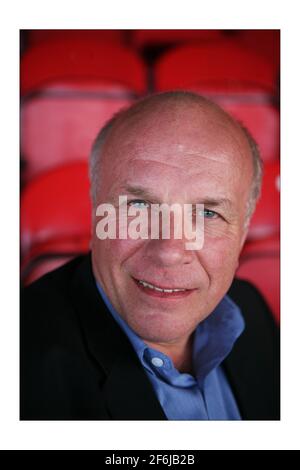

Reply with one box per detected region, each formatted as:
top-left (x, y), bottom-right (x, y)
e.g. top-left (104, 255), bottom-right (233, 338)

top-left (106, 154), bottom-right (240, 199)
top-left (105, 157), bottom-right (192, 177)
top-left (105, 136), bottom-right (246, 171)
top-left (120, 154), bottom-right (233, 174)
top-left (129, 157), bottom-right (188, 171)
top-left (129, 157), bottom-right (241, 187)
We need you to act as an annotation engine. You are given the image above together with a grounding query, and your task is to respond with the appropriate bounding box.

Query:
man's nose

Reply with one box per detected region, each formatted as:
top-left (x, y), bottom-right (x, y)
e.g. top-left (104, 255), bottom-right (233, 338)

top-left (144, 237), bottom-right (194, 267)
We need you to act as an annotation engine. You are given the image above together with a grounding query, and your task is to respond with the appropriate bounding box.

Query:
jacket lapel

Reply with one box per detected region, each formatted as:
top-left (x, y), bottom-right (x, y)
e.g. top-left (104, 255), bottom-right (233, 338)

top-left (222, 341), bottom-right (257, 420)
top-left (102, 348), bottom-right (167, 420)
top-left (70, 254), bottom-right (166, 420)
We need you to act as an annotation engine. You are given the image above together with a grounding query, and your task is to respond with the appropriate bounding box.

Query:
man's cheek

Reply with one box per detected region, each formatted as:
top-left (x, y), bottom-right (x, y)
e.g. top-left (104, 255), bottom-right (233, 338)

top-left (105, 238), bottom-right (145, 264)
top-left (199, 237), bottom-right (241, 271)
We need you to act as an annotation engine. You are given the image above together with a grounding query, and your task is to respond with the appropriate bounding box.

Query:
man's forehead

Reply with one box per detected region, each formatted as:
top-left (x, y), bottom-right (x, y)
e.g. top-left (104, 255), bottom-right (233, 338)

top-left (108, 166), bottom-right (237, 203)
top-left (103, 141), bottom-right (248, 182)
top-left (103, 103), bottom-right (250, 166)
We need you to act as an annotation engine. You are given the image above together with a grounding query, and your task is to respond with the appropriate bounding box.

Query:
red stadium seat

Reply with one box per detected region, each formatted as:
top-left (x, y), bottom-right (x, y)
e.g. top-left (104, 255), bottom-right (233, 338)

top-left (248, 161), bottom-right (280, 240)
top-left (131, 29), bottom-right (223, 49)
top-left (237, 236), bottom-right (280, 322)
top-left (155, 40), bottom-right (279, 162)
top-left (25, 29), bottom-right (125, 48)
top-left (22, 246), bottom-right (87, 286)
top-left (20, 38), bottom-right (146, 95)
top-left (237, 30), bottom-right (280, 72)
top-left (21, 162), bottom-right (92, 284)
top-left (20, 39), bottom-right (147, 180)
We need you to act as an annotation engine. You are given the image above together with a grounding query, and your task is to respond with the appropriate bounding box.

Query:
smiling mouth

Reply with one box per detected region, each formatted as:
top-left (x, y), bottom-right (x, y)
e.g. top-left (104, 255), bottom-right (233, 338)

top-left (132, 277), bottom-right (197, 298)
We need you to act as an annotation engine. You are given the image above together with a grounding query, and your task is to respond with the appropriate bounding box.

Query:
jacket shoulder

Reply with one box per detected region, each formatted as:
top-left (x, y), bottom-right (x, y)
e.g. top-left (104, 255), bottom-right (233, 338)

top-left (225, 278), bottom-right (280, 420)
top-left (21, 256), bottom-right (87, 350)
top-left (228, 277), bottom-right (279, 338)
top-left (20, 255), bottom-right (110, 419)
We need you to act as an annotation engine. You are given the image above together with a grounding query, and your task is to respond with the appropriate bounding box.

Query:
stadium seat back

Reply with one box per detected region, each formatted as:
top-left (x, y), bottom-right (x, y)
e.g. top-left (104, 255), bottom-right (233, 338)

top-left (21, 39), bottom-right (146, 179)
top-left (21, 161), bottom-right (92, 259)
top-left (21, 81), bottom-right (134, 179)
top-left (155, 41), bottom-right (279, 162)
top-left (237, 237), bottom-right (280, 322)
top-left (248, 161), bottom-right (280, 240)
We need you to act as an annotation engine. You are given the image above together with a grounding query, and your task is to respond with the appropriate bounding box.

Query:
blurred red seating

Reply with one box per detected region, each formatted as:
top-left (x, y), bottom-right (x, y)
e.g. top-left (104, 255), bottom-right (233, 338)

top-left (248, 160), bottom-right (280, 240)
top-left (155, 40), bottom-right (279, 162)
top-left (21, 162), bottom-right (91, 285)
top-left (237, 236), bottom-right (280, 322)
top-left (237, 30), bottom-right (280, 72)
top-left (131, 29), bottom-right (223, 49)
top-left (24, 29), bottom-right (125, 48)
top-left (21, 244), bottom-right (87, 286)
top-left (20, 39), bottom-right (147, 180)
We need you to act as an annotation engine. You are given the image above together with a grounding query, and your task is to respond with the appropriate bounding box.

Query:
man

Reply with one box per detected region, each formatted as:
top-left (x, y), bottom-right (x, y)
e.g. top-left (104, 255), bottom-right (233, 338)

top-left (21, 91), bottom-right (279, 420)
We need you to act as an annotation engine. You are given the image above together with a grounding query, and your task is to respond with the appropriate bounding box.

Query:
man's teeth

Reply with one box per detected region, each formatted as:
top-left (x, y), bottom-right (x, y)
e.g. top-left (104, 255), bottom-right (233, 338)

top-left (138, 280), bottom-right (187, 293)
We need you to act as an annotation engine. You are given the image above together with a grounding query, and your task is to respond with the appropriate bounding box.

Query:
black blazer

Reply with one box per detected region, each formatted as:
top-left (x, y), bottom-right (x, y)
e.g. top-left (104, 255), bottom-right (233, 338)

top-left (20, 254), bottom-right (280, 420)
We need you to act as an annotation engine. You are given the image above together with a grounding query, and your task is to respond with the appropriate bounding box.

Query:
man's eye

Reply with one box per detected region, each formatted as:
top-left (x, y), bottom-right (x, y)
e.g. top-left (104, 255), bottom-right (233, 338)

top-left (128, 199), bottom-right (150, 208)
top-left (199, 209), bottom-right (219, 219)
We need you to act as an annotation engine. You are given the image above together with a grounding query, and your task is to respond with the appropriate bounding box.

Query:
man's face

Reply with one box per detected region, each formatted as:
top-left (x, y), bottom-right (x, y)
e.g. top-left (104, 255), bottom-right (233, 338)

top-left (91, 102), bottom-right (253, 346)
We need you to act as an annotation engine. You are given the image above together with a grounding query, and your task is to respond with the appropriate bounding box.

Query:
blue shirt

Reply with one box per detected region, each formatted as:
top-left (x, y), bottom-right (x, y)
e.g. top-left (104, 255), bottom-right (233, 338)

top-left (96, 281), bottom-right (245, 420)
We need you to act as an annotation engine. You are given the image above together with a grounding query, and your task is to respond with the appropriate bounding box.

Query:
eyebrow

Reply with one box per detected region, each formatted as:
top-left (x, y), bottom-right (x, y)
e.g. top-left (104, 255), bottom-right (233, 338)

top-left (121, 184), bottom-right (233, 211)
top-left (122, 185), bottom-right (162, 204)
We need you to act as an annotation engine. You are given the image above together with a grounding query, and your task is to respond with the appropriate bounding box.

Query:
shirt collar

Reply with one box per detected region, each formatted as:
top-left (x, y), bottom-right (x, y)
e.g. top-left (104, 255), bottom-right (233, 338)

top-left (95, 280), bottom-right (244, 387)
top-left (192, 295), bottom-right (245, 384)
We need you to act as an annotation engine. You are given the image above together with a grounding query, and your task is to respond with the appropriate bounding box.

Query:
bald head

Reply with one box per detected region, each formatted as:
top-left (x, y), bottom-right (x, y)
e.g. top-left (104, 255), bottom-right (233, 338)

top-left (90, 91), bottom-right (262, 222)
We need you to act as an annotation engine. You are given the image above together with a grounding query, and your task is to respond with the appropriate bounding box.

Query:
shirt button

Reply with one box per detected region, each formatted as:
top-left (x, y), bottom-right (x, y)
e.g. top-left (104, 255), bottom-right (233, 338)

top-left (151, 357), bottom-right (164, 368)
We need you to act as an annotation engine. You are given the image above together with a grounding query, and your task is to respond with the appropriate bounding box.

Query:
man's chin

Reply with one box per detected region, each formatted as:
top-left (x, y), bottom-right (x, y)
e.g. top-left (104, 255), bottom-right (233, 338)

top-left (123, 311), bottom-right (198, 345)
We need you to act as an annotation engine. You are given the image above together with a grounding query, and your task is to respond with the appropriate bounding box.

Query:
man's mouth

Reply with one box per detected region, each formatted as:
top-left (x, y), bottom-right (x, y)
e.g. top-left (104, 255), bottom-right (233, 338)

top-left (132, 277), bottom-right (197, 298)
